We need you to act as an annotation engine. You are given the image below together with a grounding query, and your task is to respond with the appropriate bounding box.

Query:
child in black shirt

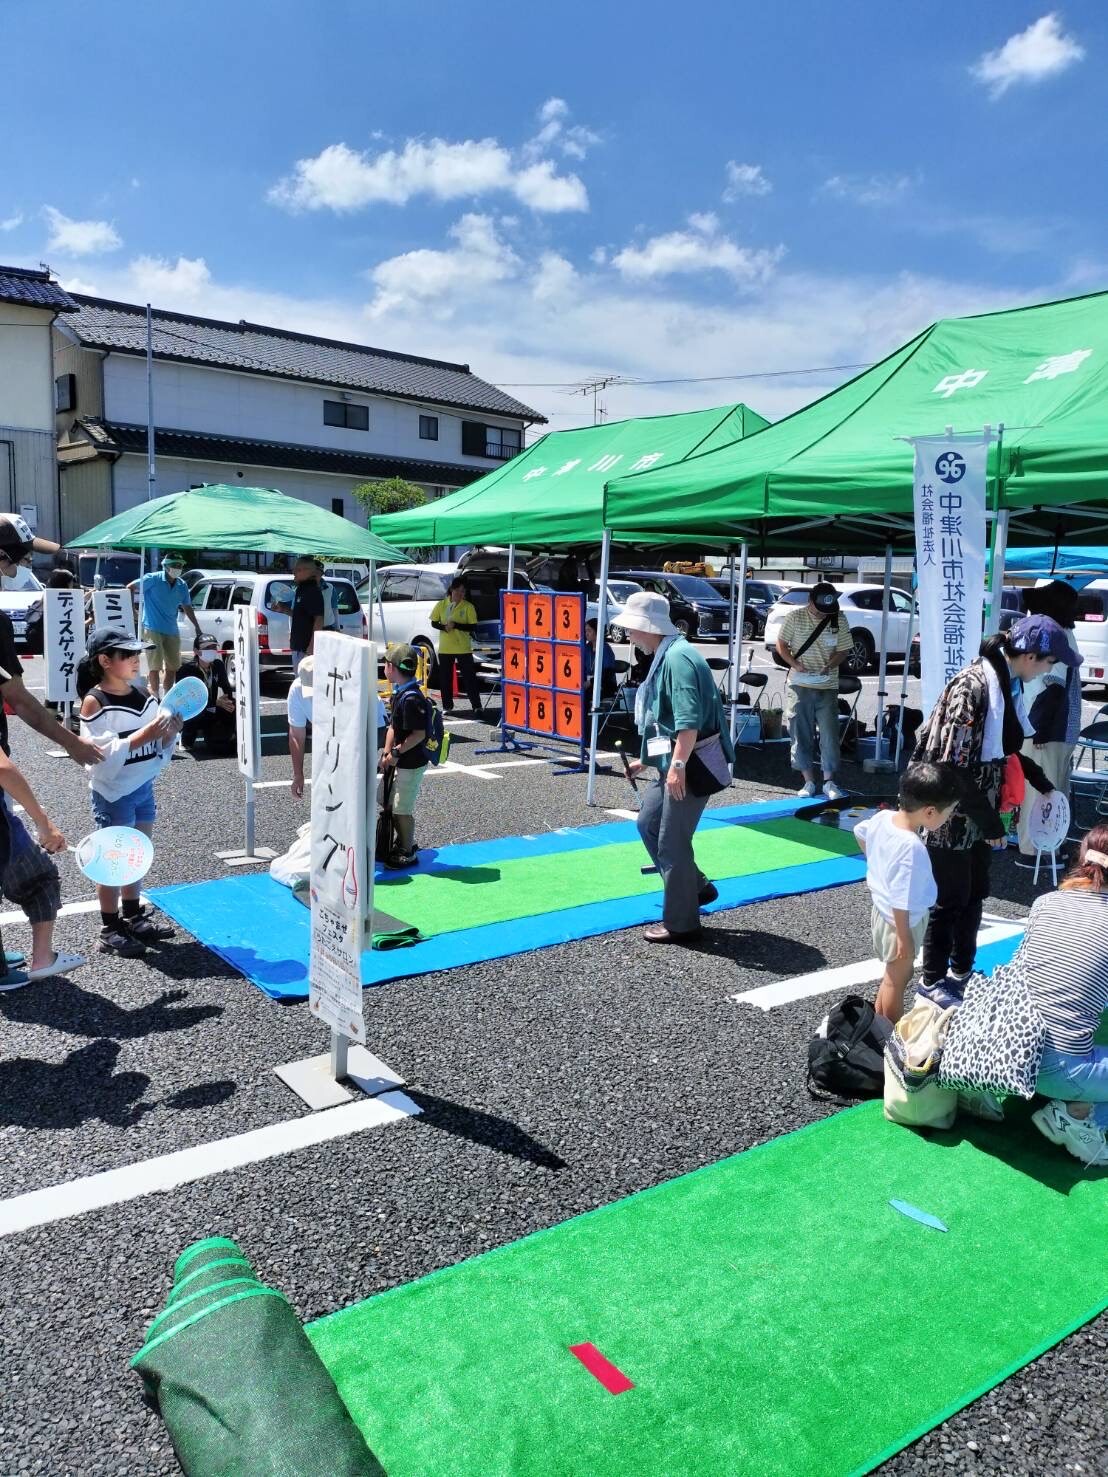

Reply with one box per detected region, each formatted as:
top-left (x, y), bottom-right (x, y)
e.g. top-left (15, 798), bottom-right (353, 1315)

top-left (380, 643), bottom-right (429, 868)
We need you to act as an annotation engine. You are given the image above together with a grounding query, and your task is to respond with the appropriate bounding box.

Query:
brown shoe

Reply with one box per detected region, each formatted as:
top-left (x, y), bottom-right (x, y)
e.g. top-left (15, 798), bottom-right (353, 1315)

top-left (643, 923), bottom-right (702, 944)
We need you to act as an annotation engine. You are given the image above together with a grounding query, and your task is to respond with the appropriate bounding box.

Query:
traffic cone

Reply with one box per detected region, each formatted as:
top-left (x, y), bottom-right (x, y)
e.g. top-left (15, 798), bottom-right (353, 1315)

top-left (453, 664), bottom-right (462, 700)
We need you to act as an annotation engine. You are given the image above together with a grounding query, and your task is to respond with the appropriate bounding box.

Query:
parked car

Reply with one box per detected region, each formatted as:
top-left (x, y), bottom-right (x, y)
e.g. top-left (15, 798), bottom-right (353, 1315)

top-left (0, 566), bottom-right (45, 649)
top-left (180, 571), bottom-right (365, 677)
top-left (704, 580), bottom-right (766, 640)
top-left (74, 549), bottom-right (143, 590)
top-left (743, 578), bottom-right (788, 611)
top-left (614, 570), bottom-right (733, 641)
top-left (907, 586), bottom-right (1025, 675)
top-left (323, 562), bottom-right (369, 587)
top-left (764, 583), bottom-right (918, 675)
top-left (358, 561), bottom-right (537, 676)
top-left (1067, 579), bottom-right (1108, 688)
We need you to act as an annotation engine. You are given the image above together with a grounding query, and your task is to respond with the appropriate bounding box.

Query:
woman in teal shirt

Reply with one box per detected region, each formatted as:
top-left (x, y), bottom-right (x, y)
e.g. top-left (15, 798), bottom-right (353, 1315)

top-left (618, 591), bottom-right (735, 942)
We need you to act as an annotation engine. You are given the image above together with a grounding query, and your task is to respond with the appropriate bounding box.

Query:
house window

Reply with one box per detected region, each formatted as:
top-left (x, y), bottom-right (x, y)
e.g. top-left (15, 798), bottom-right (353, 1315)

top-left (419, 415), bottom-right (439, 441)
top-left (55, 373), bottom-right (76, 413)
top-left (461, 421), bottom-right (522, 459)
top-left (323, 399), bottom-right (369, 431)
top-left (331, 497), bottom-right (344, 517)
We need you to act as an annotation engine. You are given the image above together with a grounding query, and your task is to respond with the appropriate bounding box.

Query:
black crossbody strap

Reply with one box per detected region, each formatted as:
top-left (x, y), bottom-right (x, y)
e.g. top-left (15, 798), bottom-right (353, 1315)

top-left (790, 614), bottom-right (833, 663)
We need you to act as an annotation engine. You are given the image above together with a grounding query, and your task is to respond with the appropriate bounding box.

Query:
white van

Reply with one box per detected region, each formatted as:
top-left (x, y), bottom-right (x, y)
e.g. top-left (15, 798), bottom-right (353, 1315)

top-left (181, 571), bottom-right (365, 677)
top-left (1074, 579), bottom-right (1108, 687)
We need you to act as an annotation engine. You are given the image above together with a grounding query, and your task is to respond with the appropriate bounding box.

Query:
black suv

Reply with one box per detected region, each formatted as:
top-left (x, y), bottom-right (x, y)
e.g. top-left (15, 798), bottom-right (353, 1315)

top-left (615, 570), bottom-right (732, 641)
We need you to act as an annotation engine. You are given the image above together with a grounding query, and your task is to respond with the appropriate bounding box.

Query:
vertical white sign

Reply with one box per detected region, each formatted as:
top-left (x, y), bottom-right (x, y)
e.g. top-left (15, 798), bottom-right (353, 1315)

top-left (308, 631), bottom-right (375, 1045)
top-left (234, 604), bottom-right (261, 780)
top-left (43, 588), bottom-right (86, 703)
top-left (912, 433), bottom-right (989, 716)
top-left (92, 588), bottom-right (136, 639)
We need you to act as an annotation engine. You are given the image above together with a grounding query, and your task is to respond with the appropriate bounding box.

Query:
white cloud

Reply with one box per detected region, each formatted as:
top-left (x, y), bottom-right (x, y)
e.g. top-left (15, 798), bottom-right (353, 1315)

top-left (972, 13), bottom-right (1084, 99)
top-left (0, 213), bottom-right (23, 232)
top-left (43, 206), bottom-right (122, 255)
top-left (611, 213), bottom-right (783, 285)
top-left (270, 133), bottom-right (587, 214)
top-left (366, 214), bottom-right (519, 317)
top-left (531, 251), bottom-right (577, 302)
top-left (128, 254), bottom-right (213, 301)
top-left (820, 173), bottom-right (914, 206)
top-left (57, 275), bottom-right (100, 296)
top-left (723, 162), bottom-right (771, 200)
top-left (526, 97), bottom-right (601, 161)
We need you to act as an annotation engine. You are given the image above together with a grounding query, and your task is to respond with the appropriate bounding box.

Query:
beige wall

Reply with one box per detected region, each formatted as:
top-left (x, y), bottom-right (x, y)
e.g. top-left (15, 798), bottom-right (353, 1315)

top-left (52, 330), bottom-right (104, 436)
top-left (59, 457), bottom-right (112, 544)
top-left (0, 303), bottom-right (55, 432)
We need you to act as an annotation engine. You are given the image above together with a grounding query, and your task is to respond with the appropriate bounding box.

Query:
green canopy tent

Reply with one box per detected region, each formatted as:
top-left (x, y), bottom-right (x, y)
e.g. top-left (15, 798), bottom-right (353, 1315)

top-left (371, 402), bottom-right (768, 550)
top-left (67, 483), bottom-right (407, 564)
top-left (601, 289), bottom-right (1108, 770)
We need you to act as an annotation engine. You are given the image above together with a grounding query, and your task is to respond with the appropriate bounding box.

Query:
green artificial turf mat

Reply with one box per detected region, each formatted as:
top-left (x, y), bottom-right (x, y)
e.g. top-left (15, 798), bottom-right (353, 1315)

top-left (308, 1102), bottom-right (1107, 1477)
top-left (376, 816), bottom-right (858, 937)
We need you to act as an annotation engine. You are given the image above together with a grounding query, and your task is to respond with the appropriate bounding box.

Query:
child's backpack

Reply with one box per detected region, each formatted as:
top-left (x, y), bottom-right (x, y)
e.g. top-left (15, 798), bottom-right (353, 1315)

top-left (807, 995), bottom-right (892, 1101)
top-left (423, 694), bottom-right (451, 767)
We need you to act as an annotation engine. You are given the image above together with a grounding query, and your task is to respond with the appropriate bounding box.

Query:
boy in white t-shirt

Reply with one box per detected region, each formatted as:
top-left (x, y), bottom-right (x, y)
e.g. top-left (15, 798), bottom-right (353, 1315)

top-left (855, 763), bottom-right (961, 1023)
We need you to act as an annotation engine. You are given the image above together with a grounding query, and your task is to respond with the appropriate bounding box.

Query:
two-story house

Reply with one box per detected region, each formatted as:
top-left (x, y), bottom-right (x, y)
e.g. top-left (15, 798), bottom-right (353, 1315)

top-left (54, 295), bottom-right (544, 546)
top-left (0, 264), bottom-right (79, 546)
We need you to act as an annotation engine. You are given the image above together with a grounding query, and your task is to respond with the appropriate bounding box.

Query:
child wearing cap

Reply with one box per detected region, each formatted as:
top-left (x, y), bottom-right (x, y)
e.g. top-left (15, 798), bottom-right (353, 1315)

top-left (379, 644), bottom-right (429, 868)
top-left (78, 629), bottom-right (182, 956)
top-left (776, 583), bottom-right (853, 802)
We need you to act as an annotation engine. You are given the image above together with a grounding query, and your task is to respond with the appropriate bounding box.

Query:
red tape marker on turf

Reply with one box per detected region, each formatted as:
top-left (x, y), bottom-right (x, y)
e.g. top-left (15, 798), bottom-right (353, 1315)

top-left (568, 1342), bottom-right (634, 1394)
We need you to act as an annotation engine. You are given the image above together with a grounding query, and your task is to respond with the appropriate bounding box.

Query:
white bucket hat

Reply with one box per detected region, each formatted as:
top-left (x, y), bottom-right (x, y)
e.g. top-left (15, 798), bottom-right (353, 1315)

top-left (297, 656), bottom-right (314, 691)
top-left (608, 589), bottom-right (678, 638)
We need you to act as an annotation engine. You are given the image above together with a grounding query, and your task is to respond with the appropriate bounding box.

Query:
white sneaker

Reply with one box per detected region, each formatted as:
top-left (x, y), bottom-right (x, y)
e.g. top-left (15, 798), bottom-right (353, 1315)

top-left (796, 781), bottom-right (821, 799)
top-left (1032, 1101), bottom-right (1108, 1166)
top-left (823, 781), bottom-right (848, 802)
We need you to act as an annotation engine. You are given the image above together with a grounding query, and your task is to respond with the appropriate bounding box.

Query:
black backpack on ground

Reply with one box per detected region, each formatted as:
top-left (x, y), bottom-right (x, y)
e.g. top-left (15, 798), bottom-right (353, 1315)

top-left (807, 995), bottom-right (892, 1101)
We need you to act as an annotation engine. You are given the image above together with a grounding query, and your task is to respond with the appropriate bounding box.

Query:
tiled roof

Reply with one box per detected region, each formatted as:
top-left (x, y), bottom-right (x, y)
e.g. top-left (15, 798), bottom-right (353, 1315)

top-left (80, 420), bottom-right (491, 487)
top-left (66, 295), bottom-right (544, 422)
top-left (0, 264), bottom-right (78, 312)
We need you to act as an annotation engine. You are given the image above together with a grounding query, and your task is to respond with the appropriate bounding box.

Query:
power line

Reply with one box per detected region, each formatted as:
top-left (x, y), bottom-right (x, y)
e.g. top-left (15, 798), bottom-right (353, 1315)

top-left (497, 361), bottom-right (873, 388)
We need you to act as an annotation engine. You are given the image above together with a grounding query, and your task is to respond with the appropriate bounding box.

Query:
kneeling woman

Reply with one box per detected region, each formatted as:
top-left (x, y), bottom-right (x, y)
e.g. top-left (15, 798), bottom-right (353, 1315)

top-left (1025, 827), bottom-right (1108, 1166)
top-left (912, 615), bottom-right (1074, 990)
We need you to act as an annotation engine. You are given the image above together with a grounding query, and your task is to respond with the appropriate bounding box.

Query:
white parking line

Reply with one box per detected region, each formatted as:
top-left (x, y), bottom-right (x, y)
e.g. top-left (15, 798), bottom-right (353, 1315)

top-left (0, 1090), bottom-right (421, 1238)
top-left (605, 808), bottom-right (639, 820)
top-left (0, 896), bottom-right (151, 929)
top-left (730, 921), bottom-right (1026, 1011)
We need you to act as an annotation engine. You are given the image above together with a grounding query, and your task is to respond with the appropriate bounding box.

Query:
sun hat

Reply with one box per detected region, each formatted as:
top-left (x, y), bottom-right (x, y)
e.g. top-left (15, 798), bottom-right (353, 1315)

top-left (161, 554), bottom-right (185, 569)
top-left (296, 655), bottom-right (314, 691)
top-left (86, 627), bottom-right (150, 658)
top-left (607, 590), bottom-right (678, 638)
top-left (385, 642), bottom-right (419, 675)
top-left (1007, 613), bottom-right (1081, 667)
top-left (809, 582), bottom-right (840, 615)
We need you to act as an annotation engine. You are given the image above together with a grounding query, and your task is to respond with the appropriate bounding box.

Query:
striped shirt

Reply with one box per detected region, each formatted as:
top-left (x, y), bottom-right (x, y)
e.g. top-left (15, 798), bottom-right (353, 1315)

top-left (81, 683), bottom-right (176, 802)
top-left (1020, 889), bottom-right (1108, 1053)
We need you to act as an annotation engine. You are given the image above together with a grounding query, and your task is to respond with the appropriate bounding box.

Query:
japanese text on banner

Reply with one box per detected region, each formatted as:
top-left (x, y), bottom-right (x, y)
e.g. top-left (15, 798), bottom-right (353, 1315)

top-left (308, 631), bottom-right (375, 1045)
top-left (233, 605), bottom-right (261, 780)
top-left (43, 589), bottom-right (87, 704)
top-left (911, 433), bottom-right (989, 715)
top-left (91, 589), bottom-right (136, 639)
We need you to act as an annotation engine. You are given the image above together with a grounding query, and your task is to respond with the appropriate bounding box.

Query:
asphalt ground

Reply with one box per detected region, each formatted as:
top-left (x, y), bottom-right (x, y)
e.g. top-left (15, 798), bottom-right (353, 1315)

top-left (0, 653), bottom-right (1104, 1476)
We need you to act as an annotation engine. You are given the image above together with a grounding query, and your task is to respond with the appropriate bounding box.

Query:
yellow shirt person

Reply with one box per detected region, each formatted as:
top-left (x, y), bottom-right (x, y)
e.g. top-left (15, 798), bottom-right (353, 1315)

top-left (431, 592), bottom-right (478, 655)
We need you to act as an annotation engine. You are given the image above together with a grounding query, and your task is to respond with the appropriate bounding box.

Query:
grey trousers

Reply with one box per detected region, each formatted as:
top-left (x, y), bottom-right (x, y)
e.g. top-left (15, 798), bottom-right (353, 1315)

top-left (637, 776), bottom-right (710, 934)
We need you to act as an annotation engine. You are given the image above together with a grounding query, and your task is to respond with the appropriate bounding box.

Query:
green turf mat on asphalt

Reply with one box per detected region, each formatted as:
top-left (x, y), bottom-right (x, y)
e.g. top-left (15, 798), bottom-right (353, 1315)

top-left (377, 817), bottom-right (858, 937)
top-left (308, 1102), bottom-right (1107, 1477)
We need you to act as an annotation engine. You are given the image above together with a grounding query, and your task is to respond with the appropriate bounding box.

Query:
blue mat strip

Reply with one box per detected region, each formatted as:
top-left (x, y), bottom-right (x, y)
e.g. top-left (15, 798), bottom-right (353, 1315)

top-left (149, 853), bottom-right (866, 1001)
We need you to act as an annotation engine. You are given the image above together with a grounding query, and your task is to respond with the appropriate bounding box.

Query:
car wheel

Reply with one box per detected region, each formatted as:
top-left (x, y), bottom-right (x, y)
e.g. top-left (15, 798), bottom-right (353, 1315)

top-left (844, 629), bottom-right (874, 675)
top-left (223, 646), bottom-right (237, 689)
top-left (742, 616), bottom-right (755, 641)
top-left (412, 636), bottom-right (437, 685)
top-left (607, 624), bottom-right (626, 643)
top-left (676, 617), bottom-right (691, 637)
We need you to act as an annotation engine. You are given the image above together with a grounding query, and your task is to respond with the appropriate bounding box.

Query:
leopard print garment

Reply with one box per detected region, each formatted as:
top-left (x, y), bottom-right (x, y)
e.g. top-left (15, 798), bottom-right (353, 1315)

top-left (938, 961), bottom-right (1047, 1099)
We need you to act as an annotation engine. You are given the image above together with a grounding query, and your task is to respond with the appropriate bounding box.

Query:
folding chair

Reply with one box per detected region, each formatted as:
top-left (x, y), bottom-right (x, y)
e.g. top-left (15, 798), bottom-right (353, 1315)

top-left (593, 659), bottom-right (634, 748)
top-left (1074, 703), bottom-right (1108, 773)
top-left (837, 674), bottom-right (863, 752)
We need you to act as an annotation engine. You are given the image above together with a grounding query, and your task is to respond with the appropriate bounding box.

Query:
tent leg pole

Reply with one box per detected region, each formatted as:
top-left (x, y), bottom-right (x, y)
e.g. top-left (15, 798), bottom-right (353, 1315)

top-left (725, 553), bottom-right (736, 739)
top-left (894, 598), bottom-right (916, 769)
top-left (585, 531), bottom-right (612, 807)
top-left (986, 511), bottom-right (1009, 636)
top-left (506, 544), bottom-right (515, 590)
top-left (731, 543), bottom-right (749, 747)
top-left (865, 543), bottom-right (895, 773)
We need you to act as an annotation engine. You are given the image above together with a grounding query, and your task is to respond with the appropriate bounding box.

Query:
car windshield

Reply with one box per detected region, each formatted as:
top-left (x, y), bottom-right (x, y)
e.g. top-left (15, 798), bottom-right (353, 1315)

top-left (665, 574), bottom-right (720, 600)
top-left (77, 554), bottom-right (141, 587)
top-left (603, 580), bottom-right (643, 603)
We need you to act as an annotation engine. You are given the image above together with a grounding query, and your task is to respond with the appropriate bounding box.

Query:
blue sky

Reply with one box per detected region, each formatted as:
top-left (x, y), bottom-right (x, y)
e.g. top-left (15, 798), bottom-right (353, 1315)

top-left (3, 2), bottom-right (1105, 427)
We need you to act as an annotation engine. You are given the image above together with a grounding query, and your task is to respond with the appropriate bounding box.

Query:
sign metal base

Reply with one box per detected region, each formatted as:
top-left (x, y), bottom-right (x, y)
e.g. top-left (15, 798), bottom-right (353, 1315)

top-left (215, 846), bottom-right (278, 868)
top-left (273, 1046), bottom-right (405, 1111)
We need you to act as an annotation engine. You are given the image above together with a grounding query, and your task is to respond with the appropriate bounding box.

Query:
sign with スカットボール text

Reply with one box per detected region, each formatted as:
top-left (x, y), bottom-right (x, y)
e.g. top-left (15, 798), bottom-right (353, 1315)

top-left (911, 433), bottom-right (988, 716)
top-left (308, 631), bottom-right (376, 1045)
top-left (91, 588), bottom-right (136, 640)
top-left (233, 605), bottom-right (262, 781)
top-left (43, 588), bottom-right (87, 704)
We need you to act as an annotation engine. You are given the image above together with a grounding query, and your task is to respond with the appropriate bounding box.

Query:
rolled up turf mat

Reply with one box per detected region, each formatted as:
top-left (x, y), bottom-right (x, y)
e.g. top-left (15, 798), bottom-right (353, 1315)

top-left (133, 1237), bottom-right (385, 1477)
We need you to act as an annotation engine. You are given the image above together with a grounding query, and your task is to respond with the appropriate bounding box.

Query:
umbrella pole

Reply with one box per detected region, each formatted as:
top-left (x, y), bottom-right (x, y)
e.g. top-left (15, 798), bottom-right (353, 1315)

top-left (585, 531), bottom-right (612, 807)
top-left (366, 561), bottom-right (375, 639)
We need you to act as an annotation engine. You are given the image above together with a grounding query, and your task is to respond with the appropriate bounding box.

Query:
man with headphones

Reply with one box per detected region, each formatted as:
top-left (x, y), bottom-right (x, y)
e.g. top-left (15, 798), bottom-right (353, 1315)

top-left (129, 554), bottom-right (202, 699)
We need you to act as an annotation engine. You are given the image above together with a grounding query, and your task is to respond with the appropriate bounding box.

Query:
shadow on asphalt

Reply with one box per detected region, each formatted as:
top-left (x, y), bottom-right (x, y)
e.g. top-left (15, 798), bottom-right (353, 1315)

top-left (0, 978), bottom-right (223, 1039)
top-left (0, 1040), bottom-right (153, 1129)
top-left (690, 926), bottom-right (827, 975)
top-left (406, 1089), bottom-right (568, 1170)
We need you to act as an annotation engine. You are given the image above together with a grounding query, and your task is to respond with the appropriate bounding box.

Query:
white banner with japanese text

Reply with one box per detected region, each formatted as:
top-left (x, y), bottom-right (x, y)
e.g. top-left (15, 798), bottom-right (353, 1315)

top-left (912, 433), bottom-right (989, 716)
top-left (92, 588), bottom-right (136, 640)
top-left (43, 588), bottom-right (87, 704)
top-left (233, 605), bottom-right (261, 781)
top-left (308, 632), bottom-right (376, 1045)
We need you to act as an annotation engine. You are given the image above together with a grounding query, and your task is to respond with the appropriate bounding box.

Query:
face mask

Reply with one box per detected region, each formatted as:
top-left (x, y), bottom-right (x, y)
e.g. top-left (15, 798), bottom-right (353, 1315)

top-left (198, 650), bottom-right (217, 665)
